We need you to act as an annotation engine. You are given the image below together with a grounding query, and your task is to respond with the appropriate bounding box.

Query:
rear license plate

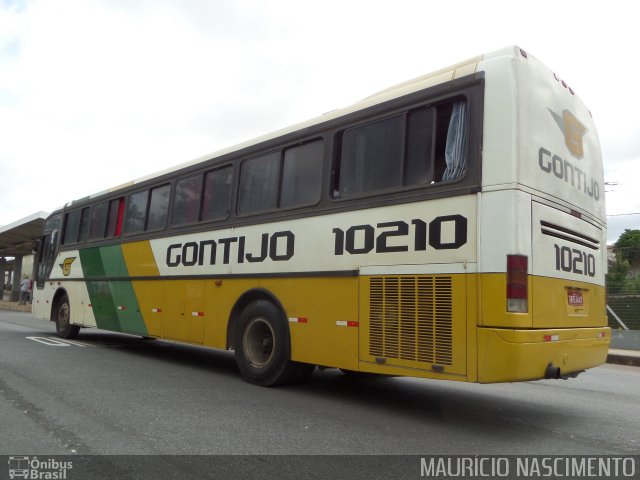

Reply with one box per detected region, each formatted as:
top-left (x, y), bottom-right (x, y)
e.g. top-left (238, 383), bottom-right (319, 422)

top-left (568, 290), bottom-right (583, 306)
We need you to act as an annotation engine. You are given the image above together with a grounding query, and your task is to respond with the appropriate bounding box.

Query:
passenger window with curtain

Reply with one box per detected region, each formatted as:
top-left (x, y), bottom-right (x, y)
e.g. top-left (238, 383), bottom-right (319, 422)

top-left (202, 166), bottom-right (232, 221)
top-left (105, 198), bottom-right (124, 237)
top-left (440, 100), bottom-right (469, 182)
top-left (333, 98), bottom-right (468, 198)
top-left (172, 174), bottom-right (203, 225)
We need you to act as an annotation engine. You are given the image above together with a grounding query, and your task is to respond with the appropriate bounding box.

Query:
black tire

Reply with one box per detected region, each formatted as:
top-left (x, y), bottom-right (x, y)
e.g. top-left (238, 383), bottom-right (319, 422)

top-left (234, 300), bottom-right (312, 387)
top-left (54, 294), bottom-right (80, 339)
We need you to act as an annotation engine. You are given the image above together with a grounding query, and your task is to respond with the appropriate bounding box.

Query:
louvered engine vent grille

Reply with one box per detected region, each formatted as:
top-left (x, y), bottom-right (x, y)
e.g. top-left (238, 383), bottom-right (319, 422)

top-left (369, 276), bottom-right (453, 365)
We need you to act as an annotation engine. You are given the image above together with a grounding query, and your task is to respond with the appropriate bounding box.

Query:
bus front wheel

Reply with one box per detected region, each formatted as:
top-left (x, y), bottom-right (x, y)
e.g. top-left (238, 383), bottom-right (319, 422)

top-left (54, 294), bottom-right (80, 339)
top-left (234, 300), bottom-right (313, 386)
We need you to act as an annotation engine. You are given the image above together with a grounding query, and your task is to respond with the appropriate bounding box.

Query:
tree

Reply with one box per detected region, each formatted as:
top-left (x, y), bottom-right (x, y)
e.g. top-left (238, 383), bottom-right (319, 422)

top-left (614, 229), bottom-right (640, 267)
top-left (606, 258), bottom-right (629, 294)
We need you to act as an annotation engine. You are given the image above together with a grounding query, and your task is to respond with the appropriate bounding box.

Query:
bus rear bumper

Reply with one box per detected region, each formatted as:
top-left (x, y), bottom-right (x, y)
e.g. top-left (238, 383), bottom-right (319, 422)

top-left (477, 326), bottom-right (611, 383)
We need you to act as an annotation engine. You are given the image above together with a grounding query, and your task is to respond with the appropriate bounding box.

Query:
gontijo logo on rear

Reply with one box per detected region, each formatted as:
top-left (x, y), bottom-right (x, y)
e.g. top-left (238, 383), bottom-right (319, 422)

top-left (538, 108), bottom-right (600, 200)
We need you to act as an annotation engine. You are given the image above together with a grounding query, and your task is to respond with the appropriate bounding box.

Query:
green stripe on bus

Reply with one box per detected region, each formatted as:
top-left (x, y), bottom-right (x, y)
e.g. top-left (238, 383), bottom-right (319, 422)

top-left (80, 245), bottom-right (148, 335)
top-left (80, 247), bottom-right (121, 332)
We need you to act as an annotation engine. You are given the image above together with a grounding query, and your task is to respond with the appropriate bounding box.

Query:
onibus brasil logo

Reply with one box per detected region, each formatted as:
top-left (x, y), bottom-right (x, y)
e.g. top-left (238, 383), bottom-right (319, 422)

top-left (8, 456), bottom-right (73, 479)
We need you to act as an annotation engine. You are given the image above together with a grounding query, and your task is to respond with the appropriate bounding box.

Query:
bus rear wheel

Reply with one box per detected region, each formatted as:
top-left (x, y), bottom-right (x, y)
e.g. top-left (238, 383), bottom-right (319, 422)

top-left (54, 294), bottom-right (80, 339)
top-left (234, 300), bottom-right (313, 386)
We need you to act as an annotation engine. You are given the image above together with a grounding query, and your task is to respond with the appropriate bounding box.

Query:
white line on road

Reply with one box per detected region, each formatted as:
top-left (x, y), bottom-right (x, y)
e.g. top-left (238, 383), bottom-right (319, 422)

top-left (47, 336), bottom-right (95, 347)
top-left (25, 336), bottom-right (95, 347)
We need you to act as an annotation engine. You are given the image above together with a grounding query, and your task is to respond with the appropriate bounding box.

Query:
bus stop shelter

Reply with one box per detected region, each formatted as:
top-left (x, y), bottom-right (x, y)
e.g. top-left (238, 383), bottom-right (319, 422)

top-left (0, 211), bottom-right (48, 302)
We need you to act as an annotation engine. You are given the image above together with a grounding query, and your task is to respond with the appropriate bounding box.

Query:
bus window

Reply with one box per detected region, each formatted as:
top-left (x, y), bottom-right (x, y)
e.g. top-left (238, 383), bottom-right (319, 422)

top-left (172, 174), bottom-right (203, 225)
top-left (405, 107), bottom-right (436, 185)
top-left (35, 233), bottom-right (52, 288)
top-left (62, 210), bottom-right (81, 245)
top-left (126, 190), bottom-right (148, 233)
top-left (280, 140), bottom-right (323, 208)
top-left (88, 201), bottom-right (108, 240)
top-left (202, 166), bottom-right (232, 221)
top-left (333, 101), bottom-right (468, 197)
top-left (238, 152), bottom-right (279, 214)
top-left (35, 213), bottom-right (60, 288)
top-left (147, 185), bottom-right (170, 230)
top-left (78, 207), bottom-right (91, 243)
top-left (338, 115), bottom-right (404, 196)
top-left (105, 198), bottom-right (124, 237)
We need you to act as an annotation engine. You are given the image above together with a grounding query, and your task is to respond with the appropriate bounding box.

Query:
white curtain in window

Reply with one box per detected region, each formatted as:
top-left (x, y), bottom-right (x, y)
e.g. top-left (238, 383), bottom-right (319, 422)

top-left (442, 101), bottom-right (468, 181)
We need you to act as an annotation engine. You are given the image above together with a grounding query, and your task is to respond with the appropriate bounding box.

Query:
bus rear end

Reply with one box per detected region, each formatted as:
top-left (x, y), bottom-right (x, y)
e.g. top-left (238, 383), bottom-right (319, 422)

top-left (476, 47), bottom-right (609, 382)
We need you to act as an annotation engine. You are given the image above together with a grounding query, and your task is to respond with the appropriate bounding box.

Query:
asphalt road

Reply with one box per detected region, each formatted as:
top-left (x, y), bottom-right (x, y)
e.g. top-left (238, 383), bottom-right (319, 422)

top-left (1, 311), bottom-right (638, 460)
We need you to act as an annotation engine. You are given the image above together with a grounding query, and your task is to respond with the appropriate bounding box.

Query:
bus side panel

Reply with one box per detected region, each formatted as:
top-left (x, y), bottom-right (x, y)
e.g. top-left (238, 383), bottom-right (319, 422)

top-left (161, 279), bottom-right (204, 344)
top-left (124, 241), bottom-right (204, 343)
top-left (203, 279), bottom-right (258, 350)
top-left (124, 239), bottom-right (361, 358)
top-left (40, 249), bottom-right (95, 328)
top-left (260, 277), bottom-right (360, 371)
top-left (465, 273), bottom-right (479, 383)
top-left (129, 280), bottom-right (162, 337)
top-left (122, 241), bottom-right (162, 337)
top-left (80, 245), bottom-right (147, 335)
top-left (32, 281), bottom-right (56, 321)
top-left (66, 280), bottom-right (97, 328)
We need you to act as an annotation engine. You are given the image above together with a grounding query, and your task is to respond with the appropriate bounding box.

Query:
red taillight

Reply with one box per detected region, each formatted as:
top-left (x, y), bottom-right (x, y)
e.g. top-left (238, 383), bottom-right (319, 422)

top-left (507, 255), bottom-right (528, 313)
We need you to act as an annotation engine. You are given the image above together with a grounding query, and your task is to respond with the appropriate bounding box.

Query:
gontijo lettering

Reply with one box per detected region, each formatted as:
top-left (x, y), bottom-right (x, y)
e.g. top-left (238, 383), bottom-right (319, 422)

top-left (538, 147), bottom-right (600, 200)
top-left (166, 230), bottom-right (294, 267)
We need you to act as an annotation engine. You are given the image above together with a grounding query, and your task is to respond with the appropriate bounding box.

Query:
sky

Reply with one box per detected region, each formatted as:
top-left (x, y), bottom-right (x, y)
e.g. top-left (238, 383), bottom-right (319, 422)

top-left (1, 0), bottom-right (639, 244)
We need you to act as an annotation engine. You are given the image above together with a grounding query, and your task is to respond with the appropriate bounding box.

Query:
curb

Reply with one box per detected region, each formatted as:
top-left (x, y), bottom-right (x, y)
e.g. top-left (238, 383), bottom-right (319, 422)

top-left (0, 302), bottom-right (32, 313)
top-left (606, 353), bottom-right (640, 367)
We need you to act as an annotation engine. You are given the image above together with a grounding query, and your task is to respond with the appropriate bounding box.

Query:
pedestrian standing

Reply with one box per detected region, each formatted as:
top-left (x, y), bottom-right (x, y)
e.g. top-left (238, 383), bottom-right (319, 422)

top-left (19, 275), bottom-right (30, 305)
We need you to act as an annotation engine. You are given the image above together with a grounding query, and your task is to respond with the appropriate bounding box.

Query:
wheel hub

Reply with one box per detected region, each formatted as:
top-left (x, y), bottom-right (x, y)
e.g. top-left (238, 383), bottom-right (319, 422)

top-left (243, 317), bottom-right (275, 368)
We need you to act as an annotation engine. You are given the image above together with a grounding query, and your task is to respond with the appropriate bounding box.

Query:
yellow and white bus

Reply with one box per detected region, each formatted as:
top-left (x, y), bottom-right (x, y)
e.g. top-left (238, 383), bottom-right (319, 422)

top-left (33, 46), bottom-right (609, 386)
